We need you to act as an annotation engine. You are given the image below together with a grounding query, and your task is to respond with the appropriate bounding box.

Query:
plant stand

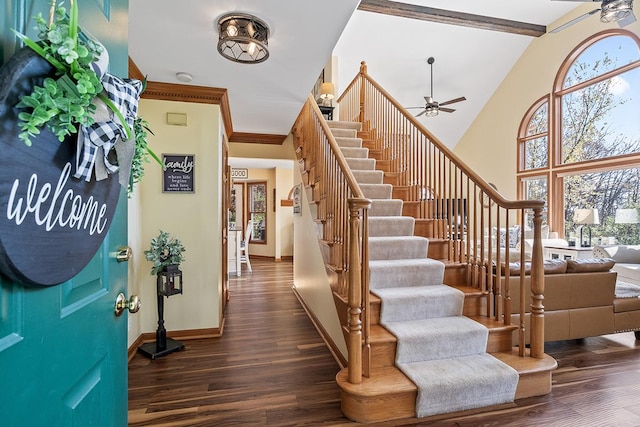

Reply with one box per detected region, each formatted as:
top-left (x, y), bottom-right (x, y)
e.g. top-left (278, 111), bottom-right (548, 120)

top-left (138, 266), bottom-right (185, 359)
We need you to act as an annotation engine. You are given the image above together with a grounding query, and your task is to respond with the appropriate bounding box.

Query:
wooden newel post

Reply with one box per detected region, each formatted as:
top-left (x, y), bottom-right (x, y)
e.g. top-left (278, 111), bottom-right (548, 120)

top-left (359, 61), bottom-right (367, 126)
top-left (347, 201), bottom-right (363, 384)
top-left (529, 207), bottom-right (545, 358)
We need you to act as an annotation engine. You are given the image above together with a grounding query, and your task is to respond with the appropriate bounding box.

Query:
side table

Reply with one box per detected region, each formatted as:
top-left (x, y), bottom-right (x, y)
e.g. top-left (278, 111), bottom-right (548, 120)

top-left (318, 105), bottom-right (334, 120)
top-left (544, 246), bottom-right (594, 260)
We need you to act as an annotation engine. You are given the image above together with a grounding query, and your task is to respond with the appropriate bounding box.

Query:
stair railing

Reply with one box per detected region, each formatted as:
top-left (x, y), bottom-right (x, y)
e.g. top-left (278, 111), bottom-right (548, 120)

top-left (337, 62), bottom-right (547, 360)
top-left (292, 97), bottom-right (372, 383)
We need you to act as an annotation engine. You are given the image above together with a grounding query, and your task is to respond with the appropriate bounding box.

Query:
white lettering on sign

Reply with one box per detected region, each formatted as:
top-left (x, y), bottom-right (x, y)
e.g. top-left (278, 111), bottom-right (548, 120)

top-left (164, 156), bottom-right (194, 174)
top-left (6, 163), bottom-right (108, 235)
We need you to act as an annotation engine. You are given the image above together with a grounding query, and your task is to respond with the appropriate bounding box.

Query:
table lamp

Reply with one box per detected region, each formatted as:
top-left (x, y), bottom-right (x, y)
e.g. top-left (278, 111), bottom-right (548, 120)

top-left (573, 208), bottom-right (599, 248)
top-left (319, 82), bottom-right (335, 107)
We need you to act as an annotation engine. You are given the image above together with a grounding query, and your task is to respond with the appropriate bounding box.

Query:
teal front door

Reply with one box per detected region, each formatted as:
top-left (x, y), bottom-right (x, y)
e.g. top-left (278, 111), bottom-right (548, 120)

top-left (0, 1), bottom-right (132, 425)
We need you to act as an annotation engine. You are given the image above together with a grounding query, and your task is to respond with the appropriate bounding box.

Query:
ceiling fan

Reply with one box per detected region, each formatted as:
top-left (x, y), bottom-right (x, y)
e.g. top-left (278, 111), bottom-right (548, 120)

top-left (407, 57), bottom-right (466, 117)
top-left (549, 0), bottom-right (636, 33)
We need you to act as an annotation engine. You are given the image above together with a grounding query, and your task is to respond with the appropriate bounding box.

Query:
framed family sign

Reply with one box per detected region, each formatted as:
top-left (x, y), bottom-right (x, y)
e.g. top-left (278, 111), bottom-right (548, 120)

top-left (163, 154), bottom-right (195, 193)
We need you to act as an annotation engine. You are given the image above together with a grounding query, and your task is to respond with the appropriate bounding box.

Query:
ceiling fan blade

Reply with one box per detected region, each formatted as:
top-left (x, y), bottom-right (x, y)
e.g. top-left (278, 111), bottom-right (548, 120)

top-left (618, 10), bottom-right (637, 27)
top-left (439, 96), bottom-right (467, 106)
top-left (548, 8), bottom-right (600, 33)
top-left (415, 110), bottom-right (427, 117)
top-left (439, 107), bottom-right (456, 113)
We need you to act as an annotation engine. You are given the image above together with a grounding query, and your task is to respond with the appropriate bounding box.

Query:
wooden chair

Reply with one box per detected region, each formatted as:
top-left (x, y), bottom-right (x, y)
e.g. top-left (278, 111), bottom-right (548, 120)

top-left (240, 221), bottom-right (252, 273)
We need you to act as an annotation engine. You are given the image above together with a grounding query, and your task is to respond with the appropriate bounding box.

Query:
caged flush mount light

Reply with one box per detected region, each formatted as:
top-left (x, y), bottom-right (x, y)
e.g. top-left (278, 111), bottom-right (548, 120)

top-left (217, 12), bottom-right (270, 64)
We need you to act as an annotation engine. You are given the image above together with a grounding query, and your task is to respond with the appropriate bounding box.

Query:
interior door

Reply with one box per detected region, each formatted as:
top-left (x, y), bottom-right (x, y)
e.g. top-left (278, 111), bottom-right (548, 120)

top-left (0, 0), bottom-right (131, 425)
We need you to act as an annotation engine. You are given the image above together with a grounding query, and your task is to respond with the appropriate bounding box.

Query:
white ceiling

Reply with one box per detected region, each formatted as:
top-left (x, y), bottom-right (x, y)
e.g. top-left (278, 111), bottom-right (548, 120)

top-left (129, 1), bottom-right (593, 151)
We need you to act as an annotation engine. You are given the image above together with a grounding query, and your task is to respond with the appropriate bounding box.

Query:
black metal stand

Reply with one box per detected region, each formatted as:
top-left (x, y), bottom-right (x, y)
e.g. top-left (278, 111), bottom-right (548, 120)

top-left (138, 291), bottom-right (184, 360)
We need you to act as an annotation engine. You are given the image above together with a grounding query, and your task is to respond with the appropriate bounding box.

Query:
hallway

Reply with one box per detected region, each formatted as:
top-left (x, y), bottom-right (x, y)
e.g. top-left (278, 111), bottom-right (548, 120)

top-left (128, 258), bottom-right (640, 426)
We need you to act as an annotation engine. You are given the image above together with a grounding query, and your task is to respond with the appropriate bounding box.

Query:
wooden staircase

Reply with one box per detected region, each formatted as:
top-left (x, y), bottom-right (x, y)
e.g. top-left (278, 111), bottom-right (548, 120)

top-left (322, 121), bottom-right (556, 423)
top-left (292, 61), bottom-right (554, 423)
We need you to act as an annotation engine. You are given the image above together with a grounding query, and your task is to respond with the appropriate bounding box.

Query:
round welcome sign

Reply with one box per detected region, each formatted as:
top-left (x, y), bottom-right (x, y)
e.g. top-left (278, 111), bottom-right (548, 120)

top-left (0, 48), bottom-right (121, 286)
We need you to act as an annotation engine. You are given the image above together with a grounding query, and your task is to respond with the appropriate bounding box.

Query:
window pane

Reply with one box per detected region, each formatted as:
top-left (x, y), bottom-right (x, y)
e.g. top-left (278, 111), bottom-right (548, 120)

top-left (524, 136), bottom-right (548, 169)
top-left (561, 67), bottom-right (640, 163)
top-left (248, 182), bottom-right (267, 243)
top-left (524, 177), bottom-right (547, 203)
top-left (526, 103), bottom-right (548, 136)
top-left (563, 35), bottom-right (640, 89)
top-left (564, 167), bottom-right (640, 244)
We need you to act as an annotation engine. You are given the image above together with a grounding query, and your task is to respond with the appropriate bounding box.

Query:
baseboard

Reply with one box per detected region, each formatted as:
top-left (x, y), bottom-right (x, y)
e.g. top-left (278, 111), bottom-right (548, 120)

top-left (127, 323), bottom-right (224, 363)
top-left (249, 255), bottom-right (293, 261)
top-left (292, 285), bottom-right (347, 368)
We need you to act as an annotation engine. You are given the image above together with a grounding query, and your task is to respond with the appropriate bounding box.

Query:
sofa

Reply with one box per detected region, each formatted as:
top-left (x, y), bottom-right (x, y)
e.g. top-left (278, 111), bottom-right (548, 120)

top-left (499, 258), bottom-right (640, 344)
top-left (593, 244), bottom-right (640, 285)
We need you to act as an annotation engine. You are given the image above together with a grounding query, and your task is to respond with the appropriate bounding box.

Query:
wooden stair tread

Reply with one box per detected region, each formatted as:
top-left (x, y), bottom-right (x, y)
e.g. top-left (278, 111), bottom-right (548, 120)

top-left (468, 315), bottom-right (518, 333)
top-left (449, 283), bottom-right (487, 297)
top-left (370, 324), bottom-right (395, 343)
top-left (336, 366), bottom-right (416, 396)
top-left (492, 348), bottom-right (558, 375)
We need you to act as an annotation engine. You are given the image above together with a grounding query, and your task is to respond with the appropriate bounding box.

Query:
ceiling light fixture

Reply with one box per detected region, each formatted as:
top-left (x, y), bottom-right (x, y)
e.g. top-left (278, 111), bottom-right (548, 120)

top-left (175, 72), bottom-right (193, 83)
top-left (217, 12), bottom-right (270, 64)
top-left (600, 0), bottom-right (633, 23)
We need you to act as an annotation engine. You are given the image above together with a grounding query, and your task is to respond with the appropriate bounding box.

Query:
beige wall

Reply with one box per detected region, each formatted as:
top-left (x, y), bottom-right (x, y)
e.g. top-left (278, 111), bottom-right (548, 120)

top-left (454, 4), bottom-right (640, 200)
top-left (292, 168), bottom-right (348, 358)
top-left (128, 99), bottom-right (223, 344)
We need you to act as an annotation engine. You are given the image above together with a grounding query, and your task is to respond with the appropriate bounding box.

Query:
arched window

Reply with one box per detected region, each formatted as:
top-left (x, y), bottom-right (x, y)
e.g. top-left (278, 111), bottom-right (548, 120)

top-left (518, 30), bottom-right (640, 244)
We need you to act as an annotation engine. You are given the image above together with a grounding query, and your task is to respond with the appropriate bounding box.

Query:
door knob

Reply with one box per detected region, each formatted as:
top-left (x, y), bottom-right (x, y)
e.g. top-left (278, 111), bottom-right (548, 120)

top-left (116, 246), bottom-right (132, 262)
top-left (114, 293), bottom-right (141, 317)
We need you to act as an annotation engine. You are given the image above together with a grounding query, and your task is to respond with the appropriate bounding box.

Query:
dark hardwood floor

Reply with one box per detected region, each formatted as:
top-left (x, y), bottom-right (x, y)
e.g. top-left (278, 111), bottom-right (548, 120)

top-left (129, 258), bottom-right (640, 426)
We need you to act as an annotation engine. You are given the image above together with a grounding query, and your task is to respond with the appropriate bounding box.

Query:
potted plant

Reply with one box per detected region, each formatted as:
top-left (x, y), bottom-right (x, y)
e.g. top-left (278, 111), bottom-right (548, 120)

top-left (144, 230), bottom-right (186, 276)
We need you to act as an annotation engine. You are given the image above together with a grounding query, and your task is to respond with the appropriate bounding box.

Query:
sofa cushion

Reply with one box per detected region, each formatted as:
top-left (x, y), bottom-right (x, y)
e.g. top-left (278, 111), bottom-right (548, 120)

top-left (593, 245), bottom-right (640, 264)
top-left (566, 258), bottom-right (615, 273)
top-left (502, 259), bottom-right (567, 276)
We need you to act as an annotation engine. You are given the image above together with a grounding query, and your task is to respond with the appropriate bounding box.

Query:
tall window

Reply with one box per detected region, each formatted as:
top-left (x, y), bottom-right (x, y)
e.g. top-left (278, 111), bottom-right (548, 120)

top-left (518, 30), bottom-right (640, 244)
top-left (248, 182), bottom-right (267, 243)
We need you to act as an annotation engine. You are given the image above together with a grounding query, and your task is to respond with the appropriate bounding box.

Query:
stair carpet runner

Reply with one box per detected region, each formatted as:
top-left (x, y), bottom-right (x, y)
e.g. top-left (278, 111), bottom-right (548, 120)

top-left (327, 121), bottom-right (518, 418)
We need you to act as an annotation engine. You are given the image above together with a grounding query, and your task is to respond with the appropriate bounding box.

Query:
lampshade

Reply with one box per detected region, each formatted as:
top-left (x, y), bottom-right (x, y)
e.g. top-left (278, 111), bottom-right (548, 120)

top-left (615, 208), bottom-right (640, 224)
top-left (600, 0), bottom-right (633, 23)
top-left (320, 82), bottom-right (335, 100)
top-left (217, 13), bottom-right (269, 64)
top-left (573, 208), bottom-right (600, 225)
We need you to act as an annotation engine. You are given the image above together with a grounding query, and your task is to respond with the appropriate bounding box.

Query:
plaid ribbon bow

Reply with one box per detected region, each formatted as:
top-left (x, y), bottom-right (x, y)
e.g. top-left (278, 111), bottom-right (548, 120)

top-left (73, 70), bottom-right (143, 183)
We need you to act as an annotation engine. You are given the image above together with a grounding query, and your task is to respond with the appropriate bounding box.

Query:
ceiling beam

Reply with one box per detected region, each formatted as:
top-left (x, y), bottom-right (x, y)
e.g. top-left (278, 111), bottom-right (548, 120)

top-left (357, 0), bottom-right (547, 37)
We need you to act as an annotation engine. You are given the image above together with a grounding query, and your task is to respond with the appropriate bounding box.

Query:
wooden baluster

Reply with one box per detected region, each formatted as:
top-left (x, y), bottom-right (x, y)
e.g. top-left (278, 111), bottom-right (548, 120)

top-left (530, 207), bottom-right (545, 358)
top-left (359, 62), bottom-right (366, 126)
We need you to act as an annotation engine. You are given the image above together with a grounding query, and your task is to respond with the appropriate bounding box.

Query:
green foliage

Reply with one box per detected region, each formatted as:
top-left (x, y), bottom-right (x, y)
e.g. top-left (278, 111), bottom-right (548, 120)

top-left (144, 230), bottom-right (186, 276)
top-left (129, 117), bottom-right (152, 197)
top-left (15, 2), bottom-right (104, 146)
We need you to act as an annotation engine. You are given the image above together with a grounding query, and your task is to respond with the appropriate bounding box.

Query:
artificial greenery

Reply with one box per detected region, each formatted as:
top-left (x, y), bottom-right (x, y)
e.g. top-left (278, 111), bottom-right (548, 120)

top-left (14, 1), bottom-right (109, 146)
top-left (129, 116), bottom-right (161, 197)
top-left (144, 230), bottom-right (186, 276)
top-left (13, 0), bottom-right (163, 194)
